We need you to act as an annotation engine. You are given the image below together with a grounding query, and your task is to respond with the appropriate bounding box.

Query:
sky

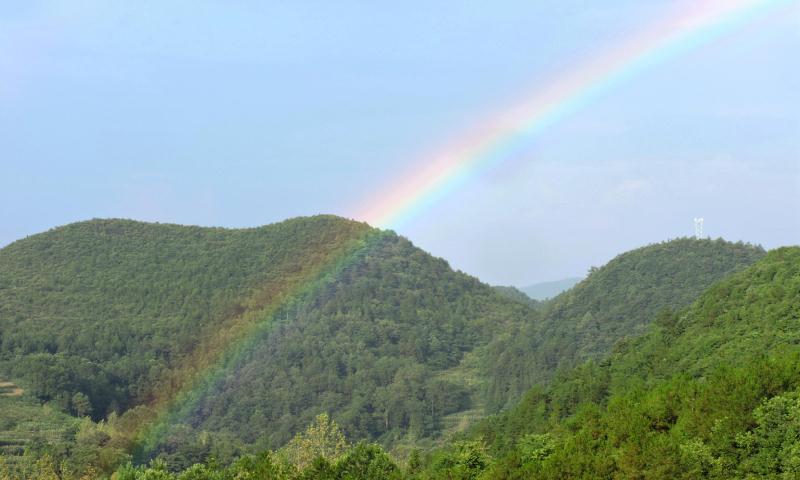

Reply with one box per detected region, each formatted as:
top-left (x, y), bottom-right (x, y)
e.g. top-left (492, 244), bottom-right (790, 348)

top-left (1, 0), bottom-right (798, 286)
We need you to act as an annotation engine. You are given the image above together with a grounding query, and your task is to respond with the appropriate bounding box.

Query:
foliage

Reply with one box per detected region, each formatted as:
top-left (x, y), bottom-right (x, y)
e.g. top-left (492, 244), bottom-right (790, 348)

top-left (112, 433), bottom-right (403, 480)
top-left (462, 247), bottom-right (800, 479)
top-left (0, 216), bottom-right (536, 470)
top-left (490, 286), bottom-right (539, 308)
top-left (278, 414), bottom-right (349, 470)
top-left (426, 441), bottom-right (491, 480)
top-left (483, 237), bottom-right (765, 411)
top-left (0, 216), bottom-right (789, 478)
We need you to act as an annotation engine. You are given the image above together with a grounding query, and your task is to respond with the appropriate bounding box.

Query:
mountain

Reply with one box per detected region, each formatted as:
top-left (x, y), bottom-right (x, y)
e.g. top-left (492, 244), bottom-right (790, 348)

top-left (24, 244), bottom-right (797, 480)
top-left (459, 246), bottom-right (800, 479)
top-left (492, 286), bottom-right (539, 307)
top-left (0, 216), bottom-right (538, 467)
top-left (520, 277), bottom-right (581, 301)
top-left (482, 238), bottom-right (765, 411)
top-left (0, 218), bottom-right (775, 478)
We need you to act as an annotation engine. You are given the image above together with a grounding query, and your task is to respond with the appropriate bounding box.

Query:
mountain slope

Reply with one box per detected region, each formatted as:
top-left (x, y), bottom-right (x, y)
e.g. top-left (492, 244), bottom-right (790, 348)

top-left (483, 238), bottom-right (765, 411)
top-left (0, 218), bottom-right (773, 475)
top-left (39, 245), bottom-right (798, 480)
top-left (492, 286), bottom-right (539, 307)
top-left (464, 247), bottom-right (800, 479)
top-left (0, 217), bottom-right (538, 465)
top-left (609, 245), bottom-right (800, 380)
top-left (0, 216), bottom-right (373, 416)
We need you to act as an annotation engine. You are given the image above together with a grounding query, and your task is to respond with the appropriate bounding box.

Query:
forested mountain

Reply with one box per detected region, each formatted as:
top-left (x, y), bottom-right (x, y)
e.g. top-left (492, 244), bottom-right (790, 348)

top-left (0, 217), bottom-right (538, 468)
top-left (181, 228), bottom-right (535, 451)
top-left (0, 216), bottom-right (375, 418)
top-left (461, 246), bottom-right (800, 479)
top-left (9, 243), bottom-right (792, 480)
top-left (0, 217), bottom-right (785, 479)
top-left (491, 286), bottom-right (539, 307)
top-left (483, 238), bottom-right (765, 411)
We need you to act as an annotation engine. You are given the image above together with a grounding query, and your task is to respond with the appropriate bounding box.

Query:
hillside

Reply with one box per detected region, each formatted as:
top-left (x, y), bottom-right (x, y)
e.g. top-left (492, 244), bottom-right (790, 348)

top-left (0, 219), bottom-right (776, 477)
top-left (540, 238), bottom-right (765, 360)
top-left (482, 238), bottom-right (765, 411)
top-left (463, 247), bottom-right (800, 479)
top-left (0, 217), bottom-right (537, 468)
top-left (30, 246), bottom-right (799, 480)
top-left (492, 286), bottom-right (539, 307)
top-left (0, 216), bottom-right (373, 417)
top-left (521, 277), bottom-right (581, 301)
top-left (0, 387), bottom-right (77, 464)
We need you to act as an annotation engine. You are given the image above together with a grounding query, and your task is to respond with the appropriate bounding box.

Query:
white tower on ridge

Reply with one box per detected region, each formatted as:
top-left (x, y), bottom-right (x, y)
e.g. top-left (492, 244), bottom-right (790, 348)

top-left (693, 218), bottom-right (704, 239)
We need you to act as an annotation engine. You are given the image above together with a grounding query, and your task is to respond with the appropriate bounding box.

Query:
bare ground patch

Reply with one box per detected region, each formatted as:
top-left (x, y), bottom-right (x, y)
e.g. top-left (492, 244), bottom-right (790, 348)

top-left (0, 381), bottom-right (23, 397)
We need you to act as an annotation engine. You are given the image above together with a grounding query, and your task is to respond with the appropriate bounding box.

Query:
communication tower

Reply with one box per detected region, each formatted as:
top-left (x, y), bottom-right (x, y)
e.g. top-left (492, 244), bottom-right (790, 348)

top-left (693, 218), bottom-right (704, 239)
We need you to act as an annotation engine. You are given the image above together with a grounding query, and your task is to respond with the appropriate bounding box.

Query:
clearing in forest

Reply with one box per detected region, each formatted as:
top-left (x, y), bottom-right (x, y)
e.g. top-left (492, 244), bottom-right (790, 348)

top-left (0, 380), bottom-right (23, 397)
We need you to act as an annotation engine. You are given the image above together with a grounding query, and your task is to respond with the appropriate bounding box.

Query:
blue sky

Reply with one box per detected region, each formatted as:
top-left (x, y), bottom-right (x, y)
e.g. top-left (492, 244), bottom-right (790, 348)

top-left (1, 1), bottom-right (798, 285)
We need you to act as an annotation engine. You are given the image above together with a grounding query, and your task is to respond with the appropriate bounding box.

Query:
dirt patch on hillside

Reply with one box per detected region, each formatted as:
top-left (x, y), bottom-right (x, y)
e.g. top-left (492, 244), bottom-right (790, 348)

top-left (0, 381), bottom-right (23, 397)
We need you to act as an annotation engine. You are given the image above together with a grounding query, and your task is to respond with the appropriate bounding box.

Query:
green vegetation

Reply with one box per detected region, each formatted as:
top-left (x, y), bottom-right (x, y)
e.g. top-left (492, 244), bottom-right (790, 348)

top-left (0, 216), bottom-right (372, 417)
top-left (0, 414), bottom-right (405, 480)
top-left (184, 227), bottom-right (533, 452)
top-left (459, 247), bottom-right (800, 479)
top-left (0, 217), bottom-right (791, 479)
top-left (0, 392), bottom-right (77, 464)
top-left (491, 286), bottom-right (539, 308)
top-left (0, 217), bottom-right (537, 471)
top-left (483, 238), bottom-right (765, 411)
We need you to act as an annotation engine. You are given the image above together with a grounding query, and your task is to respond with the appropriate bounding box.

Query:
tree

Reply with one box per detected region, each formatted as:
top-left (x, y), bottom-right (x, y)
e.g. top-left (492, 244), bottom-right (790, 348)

top-left (333, 442), bottom-right (402, 480)
top-left (431, 441), bottom-right (491, 480)
top-left (279, 413), bottom-right (349, 470)
top-left (736, 388), bottom-right (800, 476)
top-left (72, 392), bottom-right (93, 418)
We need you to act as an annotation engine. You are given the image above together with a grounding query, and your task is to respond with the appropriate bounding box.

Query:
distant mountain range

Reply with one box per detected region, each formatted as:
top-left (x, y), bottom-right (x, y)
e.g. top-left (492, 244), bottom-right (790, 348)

top-left (520, 277), bottom-right (582, 300)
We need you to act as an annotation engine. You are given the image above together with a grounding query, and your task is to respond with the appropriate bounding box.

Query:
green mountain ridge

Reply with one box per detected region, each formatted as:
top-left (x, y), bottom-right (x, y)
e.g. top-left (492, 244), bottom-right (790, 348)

top-left (465, 246), bottom-right (800, 479)
top-left (0, 216), bottom-right (539, 466)
top-left (34, 243), bottom-right (795, 479)
top-left (0, 217), bottom-right (782, 478)
top-left (491, 286), bottom-right (539, 307)
top-left (483, 237), bottom-right (765, 411)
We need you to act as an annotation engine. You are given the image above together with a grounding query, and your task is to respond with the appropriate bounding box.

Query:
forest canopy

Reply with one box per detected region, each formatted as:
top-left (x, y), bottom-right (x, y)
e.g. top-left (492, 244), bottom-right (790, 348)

top-left (0, 217), bottom-right (789, 480)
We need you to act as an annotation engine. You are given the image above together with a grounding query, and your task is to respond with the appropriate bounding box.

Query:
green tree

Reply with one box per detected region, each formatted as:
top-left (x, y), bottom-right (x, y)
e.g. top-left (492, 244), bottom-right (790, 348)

top-left (736, 388), bottom-right (800, 477)
top-left (279, 413), bottom-right (349, 470)
top-left (71, 392), bottom-right (93, 418)
top-left (333, 442), bottom-right (402, 480)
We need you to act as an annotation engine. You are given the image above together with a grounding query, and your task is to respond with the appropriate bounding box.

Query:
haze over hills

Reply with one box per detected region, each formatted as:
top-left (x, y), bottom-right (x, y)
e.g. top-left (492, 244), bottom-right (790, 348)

top-left (0, 215), bottom-right (789, 479)
top-left (519, 278), bottom-right (582, 301)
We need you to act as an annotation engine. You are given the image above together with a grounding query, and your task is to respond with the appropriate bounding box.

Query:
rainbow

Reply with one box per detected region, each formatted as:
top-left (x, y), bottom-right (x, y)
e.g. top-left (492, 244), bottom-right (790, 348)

top-left (131, 225), bottom-right (386, 459)
top-left (356, 0), bottom-right (795, 229)
top-left (130, 0), bottom-right (792, 460)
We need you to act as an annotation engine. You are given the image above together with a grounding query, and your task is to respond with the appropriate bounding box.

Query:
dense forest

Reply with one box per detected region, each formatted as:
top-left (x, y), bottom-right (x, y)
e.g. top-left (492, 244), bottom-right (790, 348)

top-left (0, 216), bottom-right (794, 479)
top-left (482, 238), bottom-right (764, 411)
top-left (0, 217), bottom-right (538, 469)
top-left (466, 246), bottom-right (800, 478)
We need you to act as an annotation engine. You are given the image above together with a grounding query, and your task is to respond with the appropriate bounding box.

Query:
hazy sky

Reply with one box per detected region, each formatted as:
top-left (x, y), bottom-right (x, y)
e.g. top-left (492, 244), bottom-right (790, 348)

top-left (1, 1), bottom-right (798, 285)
